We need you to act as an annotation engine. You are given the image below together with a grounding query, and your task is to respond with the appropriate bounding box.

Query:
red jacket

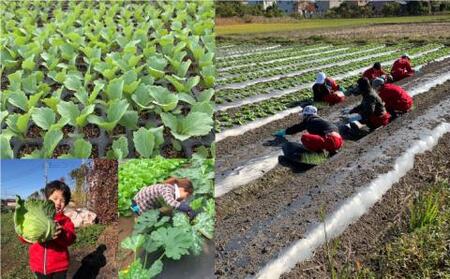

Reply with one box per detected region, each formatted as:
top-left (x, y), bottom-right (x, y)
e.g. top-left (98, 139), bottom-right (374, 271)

top-left (325, 77), bottom-right (339, 91)
top-left (363, 67), bottom-right (387, 81)
top-left (378, 83), bottom-right (413, 112)
top-left (391, 58), bottom-right (414, 81)
top-left (20, 212), bottom-right (76, 275)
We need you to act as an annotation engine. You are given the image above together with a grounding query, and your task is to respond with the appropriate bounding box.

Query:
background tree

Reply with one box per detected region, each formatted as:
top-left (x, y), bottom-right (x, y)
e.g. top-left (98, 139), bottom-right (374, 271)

top-left (70, 164), bottom-right (88, 207)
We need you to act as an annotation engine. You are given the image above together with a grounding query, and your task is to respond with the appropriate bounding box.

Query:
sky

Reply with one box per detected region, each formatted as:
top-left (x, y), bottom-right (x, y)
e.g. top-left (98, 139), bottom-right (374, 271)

top-left (0, 160), bottom-right (86, 199)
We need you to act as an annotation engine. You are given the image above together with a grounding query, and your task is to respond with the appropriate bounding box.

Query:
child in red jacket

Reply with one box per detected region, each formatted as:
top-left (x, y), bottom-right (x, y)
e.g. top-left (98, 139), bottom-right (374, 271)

top-left (20, 180), bottom-right (76, 279)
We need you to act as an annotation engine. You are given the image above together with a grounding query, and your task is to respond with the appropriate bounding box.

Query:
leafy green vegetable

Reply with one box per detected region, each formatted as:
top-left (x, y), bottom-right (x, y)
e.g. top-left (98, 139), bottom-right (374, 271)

top-left (161, 112), bottom-right (213, 141)
top-left (150, 227), bottom-right (193, 260)
top-left (14, 196), bottom-right (57, 243)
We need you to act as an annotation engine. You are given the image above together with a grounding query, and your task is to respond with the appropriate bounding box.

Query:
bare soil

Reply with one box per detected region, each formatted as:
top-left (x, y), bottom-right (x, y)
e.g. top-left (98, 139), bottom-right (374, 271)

top-left (215, 59), bottom-right (450, 277)
top-left (67, 223), bottom-right (119, 279)
top-left (221, 22), bottom-right (450, 44)
top-left (284, 133), bottom-right (450, 278)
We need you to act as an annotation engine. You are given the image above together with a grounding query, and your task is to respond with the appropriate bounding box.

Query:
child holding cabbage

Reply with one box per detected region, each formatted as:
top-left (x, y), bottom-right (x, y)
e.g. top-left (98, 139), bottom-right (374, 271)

top-left (16, 180), bottom-right (76, 279)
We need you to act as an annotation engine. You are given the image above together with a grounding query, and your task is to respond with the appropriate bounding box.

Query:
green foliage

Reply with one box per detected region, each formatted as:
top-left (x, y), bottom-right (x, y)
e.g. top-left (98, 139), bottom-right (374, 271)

top-left (119, 155), bottom-right (215, 278)
top-left (14, 196), bottom-right (56, 243)
top-left (71, 224), bottom-right (106, 250)
top-left (1, 212), bottom-right (34, 279)
top-left (1, 0), bottom-right (215, 158)
top-left (118, 158), bottom-right (186, 216)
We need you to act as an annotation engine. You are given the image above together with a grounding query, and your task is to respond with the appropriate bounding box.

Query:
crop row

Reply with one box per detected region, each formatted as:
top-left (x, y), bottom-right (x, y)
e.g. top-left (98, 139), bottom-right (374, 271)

top-left (218, 45), bottom-right (352, 77)
top-left (217, 44), bottom-right (283, 58)
top-left (215, 44), bottom-right (447, 105)
top-left (217, 44), bottom-right (393, 86)
top-left (216, 44), bottom-right (329, 69)
top-left (215, 45), bottom-right (450, 132)
top-left (0, 0), bottom-right (215, 159)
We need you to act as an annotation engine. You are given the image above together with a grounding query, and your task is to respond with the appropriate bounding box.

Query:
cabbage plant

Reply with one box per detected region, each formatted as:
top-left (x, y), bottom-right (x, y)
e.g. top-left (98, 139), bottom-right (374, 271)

top-left (14, 195), bottom-right (57, 243)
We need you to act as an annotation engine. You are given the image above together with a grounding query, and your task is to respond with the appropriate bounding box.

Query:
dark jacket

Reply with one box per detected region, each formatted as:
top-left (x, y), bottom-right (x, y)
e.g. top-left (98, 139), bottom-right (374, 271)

top-left (350, 89), bottom-right (386, 120)
top-left (286, 115), bottom-right (338, 137)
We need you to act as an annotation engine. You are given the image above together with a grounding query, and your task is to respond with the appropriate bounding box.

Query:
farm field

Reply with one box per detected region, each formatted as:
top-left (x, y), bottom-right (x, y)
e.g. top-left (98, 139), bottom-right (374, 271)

top-left (0, 0), bottom-right (215, 159)
top-left (216, 15), bottom-right (450, 35)
top-left (214, 41), bottom-right (450, 278)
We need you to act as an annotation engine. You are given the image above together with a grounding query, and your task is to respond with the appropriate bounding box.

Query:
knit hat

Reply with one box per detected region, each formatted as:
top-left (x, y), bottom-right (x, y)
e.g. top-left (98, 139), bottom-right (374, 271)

top-left (315, 72), bottom-right (326, 84)
top-left (372, 77), bottom-right (385, 90)
top-left (302, 105), bottom-right (318, 116)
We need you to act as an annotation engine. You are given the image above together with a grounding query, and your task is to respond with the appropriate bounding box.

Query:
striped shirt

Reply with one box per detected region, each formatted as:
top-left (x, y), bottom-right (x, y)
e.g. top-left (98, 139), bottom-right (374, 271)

top-left (133, 184), bottom-right (181, 213)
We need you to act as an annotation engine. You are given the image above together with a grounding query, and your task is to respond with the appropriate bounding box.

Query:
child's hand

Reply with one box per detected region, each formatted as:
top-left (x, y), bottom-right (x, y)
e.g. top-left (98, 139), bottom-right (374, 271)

top-left (52, 223), bottom-right (62, 240)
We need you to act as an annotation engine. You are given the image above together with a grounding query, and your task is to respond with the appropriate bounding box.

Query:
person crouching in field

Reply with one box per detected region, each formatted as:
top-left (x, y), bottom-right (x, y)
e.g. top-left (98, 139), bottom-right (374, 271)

top-left (391, 54), bottom-right (415, 81)
top-left (273, 105), bottom-right (344, 157)
top-left (363, 62), bottom-right (390, 82)
top-left (20, 180), bottom-right (76, 279)
top-left (348, 77), bottom-right (391, 130)
top-left (312, 72), bottom-right (346, 105)
top-left (372, 77), bottom-right (413, 118)
top-left (131, 177), bottom-right (196, 219)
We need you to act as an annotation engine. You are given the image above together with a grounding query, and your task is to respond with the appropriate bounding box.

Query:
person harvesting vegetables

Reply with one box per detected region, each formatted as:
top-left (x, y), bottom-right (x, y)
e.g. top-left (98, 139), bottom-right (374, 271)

top-left (362, 62), bottom-right (389, 82)
top-left (131, 177), bottom-right (197, 219)
top-left (347, 77), bottom-right (391, 130)
top-left (390, 54), bottom-right (415, 81)
top-left (273, 105), bottom-right (344, 157)
top-left (312, 72), bottom-right (345, 105)
top-left (372, 77), bottom-right (413, 118)
top-left (16, 180), bottom-right (76, 279)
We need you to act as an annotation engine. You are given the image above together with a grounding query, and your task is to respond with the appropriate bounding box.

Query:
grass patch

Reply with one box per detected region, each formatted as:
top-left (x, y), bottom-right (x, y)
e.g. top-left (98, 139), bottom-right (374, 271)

top-left (216, 15), bottom-right (450, 35)
top-left (1, 212), bottom-right (33, 279)
top-left (301, 152), bottom-right (329, 165)
top-left (330, 179), bottom-right (450, 278)
top-left (71, 224), bottom-right (106, 250)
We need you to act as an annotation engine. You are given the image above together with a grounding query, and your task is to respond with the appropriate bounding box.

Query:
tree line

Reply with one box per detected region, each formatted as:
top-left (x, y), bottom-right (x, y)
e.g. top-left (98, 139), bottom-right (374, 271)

top-left (216, 1), bottom-right (450, 18)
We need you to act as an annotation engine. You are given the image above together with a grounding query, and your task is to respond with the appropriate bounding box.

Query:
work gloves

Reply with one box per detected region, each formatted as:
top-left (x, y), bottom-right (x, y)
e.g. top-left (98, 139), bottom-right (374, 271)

top-left (178, 202), bottom-right (197, 220)
top-left (273, 129), bottom-right (286, 137)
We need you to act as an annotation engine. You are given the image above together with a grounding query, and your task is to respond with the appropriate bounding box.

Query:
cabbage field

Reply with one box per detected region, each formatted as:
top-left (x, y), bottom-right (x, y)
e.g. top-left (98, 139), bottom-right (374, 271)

top-left (0, 0), bottom-right (215, 159)
top-left (214, 41), bottom-right (450, 278)
top-left (118, 155), bottom-right (215, 278)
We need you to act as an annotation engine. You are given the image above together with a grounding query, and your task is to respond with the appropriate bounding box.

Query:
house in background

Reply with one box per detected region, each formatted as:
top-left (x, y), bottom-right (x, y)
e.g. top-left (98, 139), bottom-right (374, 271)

top-left (1, 198), bottom-right (17, 208)
top-left (246, 0), bottom-right (277, 10)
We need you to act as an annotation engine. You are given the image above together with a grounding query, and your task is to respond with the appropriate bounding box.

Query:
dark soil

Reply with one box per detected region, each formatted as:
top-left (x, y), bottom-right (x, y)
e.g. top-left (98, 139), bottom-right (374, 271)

top-left (67, 223), bottom-right (119, 279)
top-left (17, 143), bottom-right (41, 157)
top-left (90, 144), bottom-right (100, 159)
top-left (215, 70), bottom-right (450, 277)
top-left (52, 144), bottom-right (71, 158)
top-left (112, 125), bottom-right (126, 136)
top-left (26, 125), bottom-right (43, 138)
top-left (284, 133), bottom-right (450, 278)
top-left (216, 58), bottom-right (450, 172)
top-left (62, 125), bottom-right (75, 139)
top-left (83, 124), bottom-right (101, 138)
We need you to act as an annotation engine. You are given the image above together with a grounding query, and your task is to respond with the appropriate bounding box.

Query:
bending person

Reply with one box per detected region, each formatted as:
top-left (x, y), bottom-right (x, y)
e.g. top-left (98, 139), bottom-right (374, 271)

top-left (131, 177), bottom-right (196, 219)
top-left (363, 62), bottom-right (389, 82)
top-left (312, 72), bottom-right (345, 105)
top-left (349, 77), bottom-right (391, 130)
top-left (274, 105), bottom-right (344, 159)
top-left (372, 77), bottom-right (413, 118)
top-left (390, 54), bottom-right (415, 81)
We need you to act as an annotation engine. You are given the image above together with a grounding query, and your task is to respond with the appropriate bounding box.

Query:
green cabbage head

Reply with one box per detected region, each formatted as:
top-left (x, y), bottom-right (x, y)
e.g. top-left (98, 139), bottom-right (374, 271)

top-left (14, 195), bottom-right (57, 243)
